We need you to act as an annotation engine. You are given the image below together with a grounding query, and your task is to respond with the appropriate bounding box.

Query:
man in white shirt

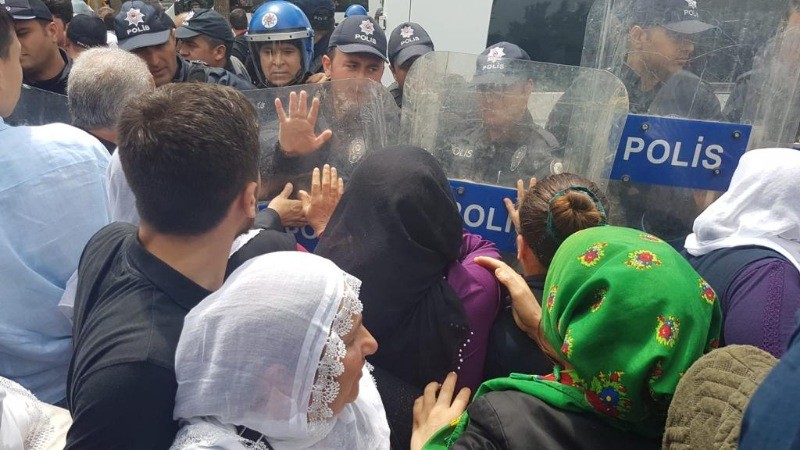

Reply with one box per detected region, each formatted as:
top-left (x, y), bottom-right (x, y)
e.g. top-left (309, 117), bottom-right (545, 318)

top-left (0, 6), bottom-right (110, 405)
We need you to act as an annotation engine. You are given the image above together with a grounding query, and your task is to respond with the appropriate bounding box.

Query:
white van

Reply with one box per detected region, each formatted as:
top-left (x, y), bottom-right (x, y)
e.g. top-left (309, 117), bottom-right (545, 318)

top-left (378, 0), bottom-right (595, 65)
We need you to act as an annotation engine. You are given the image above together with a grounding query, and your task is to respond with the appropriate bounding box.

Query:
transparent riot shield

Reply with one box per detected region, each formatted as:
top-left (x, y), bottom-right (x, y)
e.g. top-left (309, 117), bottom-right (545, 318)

top-left (401, 51), bottom-right (628, 252)
top-left (243, 78), bottom-right (399, 200)
top-left (582, 0), bottom-right (787, 121)
top-left (244, 78), bottom-right (399, 249)
top-left (5, 85), bottom-right (71, 126)
top-left (581, 0), bottom-right (786, 242)
top-left (740, 25), bottom-right (800, 149)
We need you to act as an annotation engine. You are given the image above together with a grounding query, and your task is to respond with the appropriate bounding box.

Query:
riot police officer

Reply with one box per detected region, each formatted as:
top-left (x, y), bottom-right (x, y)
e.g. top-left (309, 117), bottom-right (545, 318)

top-left (620, 0), bottom-right (720, 119)
top-left (247, 0), bottom-right (315, 87)
top-left (262, 15), bottom-right (392, 197)
top-left (442, 42), bottom-right (560, 186)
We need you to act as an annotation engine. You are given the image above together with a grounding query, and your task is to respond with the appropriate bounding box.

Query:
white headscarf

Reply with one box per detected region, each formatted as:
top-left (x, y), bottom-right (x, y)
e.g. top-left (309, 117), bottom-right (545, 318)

top-left (171, 252), bottom-right (390, 450)
top-left (0, 377), bottom-right (71, 450)
top-left (684, 148), bottom-right (800, 272)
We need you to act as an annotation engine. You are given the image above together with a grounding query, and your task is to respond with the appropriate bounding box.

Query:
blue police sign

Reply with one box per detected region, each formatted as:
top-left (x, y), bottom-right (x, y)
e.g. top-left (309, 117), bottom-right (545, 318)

top-left (449, 179), bottom-right (516, 253)
top-left (610, 114), bottom-right (751, 192)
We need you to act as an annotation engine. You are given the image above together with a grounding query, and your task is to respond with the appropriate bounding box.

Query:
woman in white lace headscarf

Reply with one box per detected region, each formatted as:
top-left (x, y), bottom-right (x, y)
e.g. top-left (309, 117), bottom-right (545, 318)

top-left (0, 377), bottom-right (71, 450)
top-left (170, 251), bottom-right (390, 450)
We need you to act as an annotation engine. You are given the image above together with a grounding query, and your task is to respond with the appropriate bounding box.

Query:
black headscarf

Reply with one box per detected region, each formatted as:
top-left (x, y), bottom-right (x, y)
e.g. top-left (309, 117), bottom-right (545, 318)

top-left (315, 146), bottom-right (469, 388)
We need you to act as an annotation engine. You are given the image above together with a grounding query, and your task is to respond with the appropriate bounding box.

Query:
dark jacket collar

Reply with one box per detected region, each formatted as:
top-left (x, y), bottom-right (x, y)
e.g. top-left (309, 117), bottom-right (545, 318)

top-left (126, 233), bottom-right (212, 311)
top-left (23, 48), bottom-right (72, 96)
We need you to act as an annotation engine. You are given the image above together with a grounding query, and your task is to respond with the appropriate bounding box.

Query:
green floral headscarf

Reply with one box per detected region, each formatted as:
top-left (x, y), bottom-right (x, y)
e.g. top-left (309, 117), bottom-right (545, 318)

top-left (426, 226), bottom-right (722, 448)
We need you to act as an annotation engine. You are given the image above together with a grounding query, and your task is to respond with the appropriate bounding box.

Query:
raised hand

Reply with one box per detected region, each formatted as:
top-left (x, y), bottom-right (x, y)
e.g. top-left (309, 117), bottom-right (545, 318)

top-left (298, 165), bottom-right (344, 236)
top-left (504, 177), bottom-right (536, 233)
top-left (275, 90), bottom-right (333, 157)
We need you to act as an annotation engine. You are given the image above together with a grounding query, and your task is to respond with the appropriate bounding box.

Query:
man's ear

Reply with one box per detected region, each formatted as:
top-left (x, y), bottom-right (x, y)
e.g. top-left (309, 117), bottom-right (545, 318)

top-left (322, 52), bottom-right (333, 78)
top-left (213, 43), bottom-right (227, 64)
top-left (46, 21), bottom-right (58, 44)
top-left (629, 25), bottom-right (647, 50)
top-left (241, 181), bottom-right (259, 219)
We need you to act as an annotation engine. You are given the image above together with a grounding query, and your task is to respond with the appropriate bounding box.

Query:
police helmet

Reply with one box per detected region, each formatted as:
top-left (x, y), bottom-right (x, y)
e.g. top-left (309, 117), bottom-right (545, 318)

top-left (344, 3), bottom-right (368, 17)
top-left (247, 1), bottom-right (315, 86)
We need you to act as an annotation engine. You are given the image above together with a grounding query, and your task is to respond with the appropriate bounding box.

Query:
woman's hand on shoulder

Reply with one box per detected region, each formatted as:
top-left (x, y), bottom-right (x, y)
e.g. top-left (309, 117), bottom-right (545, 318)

top-left (474, 256), bottom-right (542, 340)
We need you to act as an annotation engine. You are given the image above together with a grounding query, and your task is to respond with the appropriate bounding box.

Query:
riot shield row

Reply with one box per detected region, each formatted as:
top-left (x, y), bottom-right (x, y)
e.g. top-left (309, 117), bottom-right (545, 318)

top-left (10, 0), bottom-right (800, 250)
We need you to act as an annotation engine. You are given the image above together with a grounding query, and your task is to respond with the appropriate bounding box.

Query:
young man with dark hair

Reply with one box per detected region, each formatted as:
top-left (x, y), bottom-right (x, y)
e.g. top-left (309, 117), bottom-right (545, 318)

top-left (42, 0), bottom-right (72, 47)
top-left (65, 83), bottom-right (260, 448)
top-left (176, 8), bottom-right (251, 82)
top-left (0, 6), bottom-right (110, 406)
top-left (229, 7), bottom-right (249, 64)
top-left (114, 0), bottom-right (253, 88)
top-left (7, 0), bottom-right (72, 95)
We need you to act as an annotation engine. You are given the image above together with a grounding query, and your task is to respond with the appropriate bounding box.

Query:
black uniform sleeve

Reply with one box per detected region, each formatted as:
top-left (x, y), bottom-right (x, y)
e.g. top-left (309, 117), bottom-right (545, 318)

top-left (66, 363), bottom-right (179, 450)
top-left (205, 66), bottom-right (257, 91)
top-left (254, 207), bottom-right (284, 232)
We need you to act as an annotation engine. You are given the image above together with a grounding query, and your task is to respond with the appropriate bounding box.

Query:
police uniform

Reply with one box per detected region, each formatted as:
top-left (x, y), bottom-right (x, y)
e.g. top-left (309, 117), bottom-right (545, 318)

top-left (619, 65), bottom-right (721, 121)
top-left (173, 57), bottom-right (255, 90)
top-left (442, 109), bottom-right (560, 186)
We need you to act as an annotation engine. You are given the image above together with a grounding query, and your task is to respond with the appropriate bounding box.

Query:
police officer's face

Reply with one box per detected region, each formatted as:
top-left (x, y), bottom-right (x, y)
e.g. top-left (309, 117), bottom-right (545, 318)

top-left (478, 79), bottom-right (534, 138)
top-left (0, 30), bottom-right (23, 118)
top-left (323, 49), bottom-right (384, 83)
top-left (631, 26), bottom-right (695, 79)
top-left (258, 42), bottom-right (303, 87)
top-left (13, 20), bottom-right (58, 76)
top-left (389, 56), bottom-right (417, 88)
top-left (177, 35), bottom-right (226, 69)
top-left (132, 33), bottom-right (180, 87)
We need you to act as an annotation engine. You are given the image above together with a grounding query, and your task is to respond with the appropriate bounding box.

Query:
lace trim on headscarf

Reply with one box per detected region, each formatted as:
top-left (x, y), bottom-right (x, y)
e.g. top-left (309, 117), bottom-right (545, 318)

top-left (170, 421), bottom-right (271, 450)
top-left (307, 274), bottom-right (365, 431)
top-left (0, 377), bottom-right (56, 450)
